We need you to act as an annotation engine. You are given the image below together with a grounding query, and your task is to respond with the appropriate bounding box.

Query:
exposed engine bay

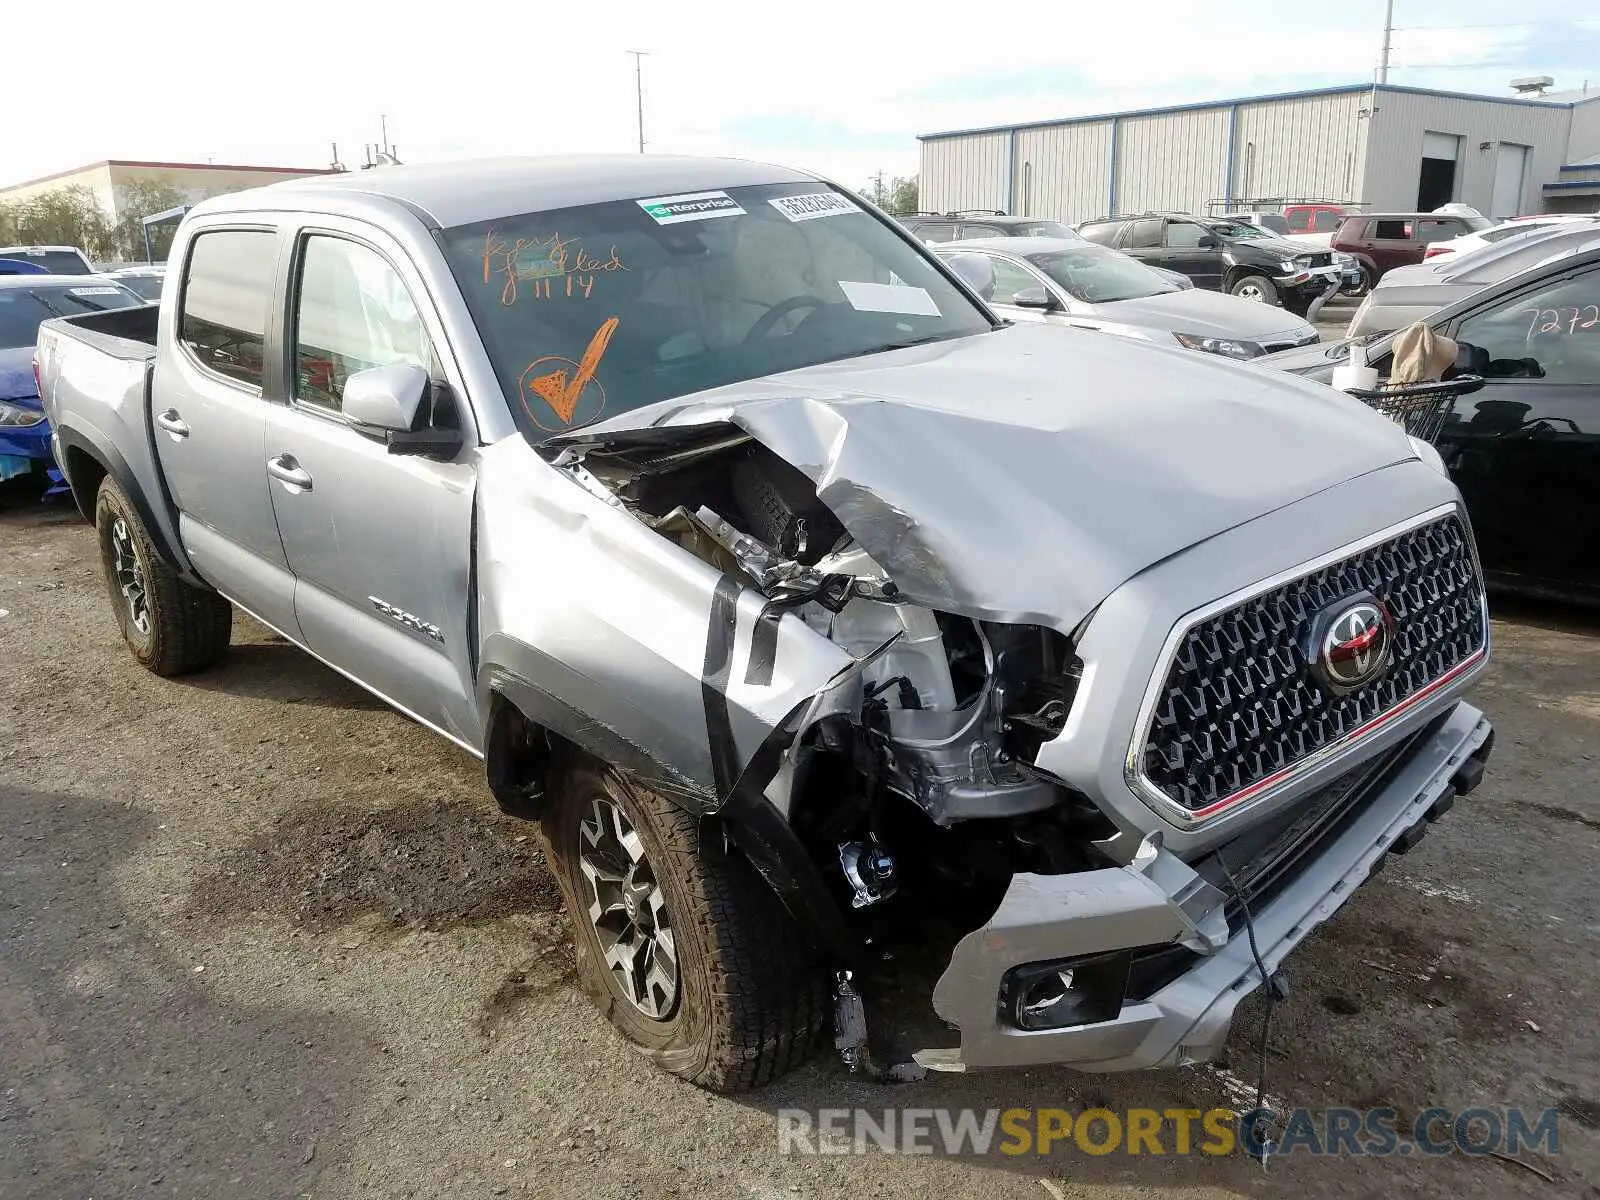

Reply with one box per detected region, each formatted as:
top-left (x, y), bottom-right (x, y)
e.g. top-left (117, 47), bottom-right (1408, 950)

top-left (558, 427), bottom-right (1116, 921)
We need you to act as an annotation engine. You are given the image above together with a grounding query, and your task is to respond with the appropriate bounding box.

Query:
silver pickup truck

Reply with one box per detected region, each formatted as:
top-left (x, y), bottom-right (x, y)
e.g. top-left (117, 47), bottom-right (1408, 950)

top-left (36, 156), bottom-right (1494, 1093)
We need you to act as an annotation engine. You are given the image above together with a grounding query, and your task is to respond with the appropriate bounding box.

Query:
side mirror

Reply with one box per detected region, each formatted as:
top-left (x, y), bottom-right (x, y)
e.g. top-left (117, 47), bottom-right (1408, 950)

top-left (1011, 286), bottom-right (1059, 311)
top-left (1197, 234), bottom-right (1222, 249)
top-left (343, 363), bottom-right (462, 459)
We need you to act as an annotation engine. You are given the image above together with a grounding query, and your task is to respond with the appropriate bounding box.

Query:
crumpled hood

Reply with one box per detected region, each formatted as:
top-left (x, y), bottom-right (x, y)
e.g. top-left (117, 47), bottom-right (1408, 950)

top-left (0, 346), bottom-right (38, 404)
top-left (574, 323), bottom-right (1416, 629)
top-left (1092, 288), bottom-right (1316, 342)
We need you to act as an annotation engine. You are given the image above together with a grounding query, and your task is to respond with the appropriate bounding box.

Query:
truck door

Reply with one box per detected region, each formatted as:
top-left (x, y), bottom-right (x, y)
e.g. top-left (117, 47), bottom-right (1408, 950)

top-left (263, 227), bottom-right (479, 746)
top-left (154, 227), bottom-right (298, 636)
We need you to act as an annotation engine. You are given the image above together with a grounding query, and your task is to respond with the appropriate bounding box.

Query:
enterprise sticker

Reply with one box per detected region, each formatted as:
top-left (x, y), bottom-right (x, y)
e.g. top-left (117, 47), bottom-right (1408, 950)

top-left (769, 192), bottom-right (857, 222)
top-left (637, 191), bottom-right (745, 224)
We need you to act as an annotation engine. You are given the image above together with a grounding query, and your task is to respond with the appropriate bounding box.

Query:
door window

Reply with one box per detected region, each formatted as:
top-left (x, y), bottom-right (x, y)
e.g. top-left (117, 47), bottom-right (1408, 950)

top-left (1287, 210), bottom-right (1312, 233)
top-left (1455, 271), bottom-right (1600, 386)
top-left (959, 223), bottom-right (1008, 239)
top-left (910, 223), bottom-right (957, 243)
top-left (1124, 219), bottom-right (1163, 249)
top-left (1416, 219), bottom-right (1459, 245)
top-left (1163, 221), bottom-right (1209, 249)
top-left (1312, 211), bottom-right (1343, 233)
top-left (1372, 219), bottom-right (1414, 240)
top-left (987, 256), bottom-right (1044, 301)
top-left (292, 236), bottom-right (432, 412)
top-left (178, 230), bottom-right (277, 388)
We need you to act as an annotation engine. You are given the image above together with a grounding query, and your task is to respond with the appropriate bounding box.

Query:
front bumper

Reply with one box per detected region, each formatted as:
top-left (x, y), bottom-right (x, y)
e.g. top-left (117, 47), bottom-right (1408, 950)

top-left (916, 700), bottom-right (1492, 1073)
top-left (0, 417), bottom-right (53, 482)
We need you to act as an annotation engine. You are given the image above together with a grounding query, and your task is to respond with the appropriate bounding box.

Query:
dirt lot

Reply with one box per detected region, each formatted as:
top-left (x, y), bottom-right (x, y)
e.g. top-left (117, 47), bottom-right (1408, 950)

top-left (2, 478), bottom-right (1597, 1200)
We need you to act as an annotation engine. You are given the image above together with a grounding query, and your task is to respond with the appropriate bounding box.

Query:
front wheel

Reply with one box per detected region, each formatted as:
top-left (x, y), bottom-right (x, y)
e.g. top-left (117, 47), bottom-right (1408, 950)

top-left (1340, 267), bottom-right (1373, 299)
top-left (1229, 274), bottom-right (1281, 305)
top-left (94, 476), bottom-right (232, 676)
top-left (540, 758), bottom-right (828, 1091)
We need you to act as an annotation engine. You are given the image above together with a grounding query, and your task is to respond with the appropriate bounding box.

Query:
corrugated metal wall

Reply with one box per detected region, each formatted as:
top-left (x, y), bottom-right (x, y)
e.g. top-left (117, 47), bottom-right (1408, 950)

top-left (1115, 109), bottom-right (1228, 216)
top-left (1012, 122), bottom-right (1112, 221)
top-left (1361, 92), bottom-right (1571, 213)
top-left (919, 133), bottom-right (1009, 214)
top-left (1233, 93), bottom-right (1367, 205)
top-left (919, 88), bottom-right (1583, 222)
top-left (1565, 97), bottom-right (1600, 163)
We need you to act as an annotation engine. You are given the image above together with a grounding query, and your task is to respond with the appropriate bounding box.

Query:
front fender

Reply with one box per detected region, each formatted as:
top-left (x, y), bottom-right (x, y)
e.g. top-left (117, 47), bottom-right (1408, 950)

top-left (473, 437), bottom-right (856, 813)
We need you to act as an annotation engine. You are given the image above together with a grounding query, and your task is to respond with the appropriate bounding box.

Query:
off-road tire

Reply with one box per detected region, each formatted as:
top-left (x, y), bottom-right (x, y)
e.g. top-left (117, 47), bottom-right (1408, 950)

top-left (540, 758), bottom-right (829, 1092)
top-left (1229, 273), bottom-right (1282, 305)
top-left (94, 476), bottom-right (232, 676)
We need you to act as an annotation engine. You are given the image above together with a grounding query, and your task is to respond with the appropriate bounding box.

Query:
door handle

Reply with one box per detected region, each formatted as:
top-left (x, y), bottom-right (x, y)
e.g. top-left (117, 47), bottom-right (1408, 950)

top-left (155, 409), bottom-right (190, 440)
top-left (266, 454), bottom-right (314, 493)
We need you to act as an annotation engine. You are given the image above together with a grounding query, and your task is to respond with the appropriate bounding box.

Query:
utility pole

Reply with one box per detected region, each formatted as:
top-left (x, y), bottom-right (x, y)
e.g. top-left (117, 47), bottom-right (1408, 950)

top-left (627, 51), bottom-right (648, 153)
top-left (1377, 0), bottom-right (1394, 84)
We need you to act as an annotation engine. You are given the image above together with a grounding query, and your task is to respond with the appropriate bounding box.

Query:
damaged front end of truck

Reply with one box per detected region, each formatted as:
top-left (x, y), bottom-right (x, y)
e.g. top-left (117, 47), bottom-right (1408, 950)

top-left (470, 330), bottom-right (1493, 1080)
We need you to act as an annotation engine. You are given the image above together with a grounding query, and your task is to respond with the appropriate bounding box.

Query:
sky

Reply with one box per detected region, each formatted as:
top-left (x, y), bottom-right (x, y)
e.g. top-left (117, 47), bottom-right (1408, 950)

top-left (8, 1), bottom-right (1599, 192)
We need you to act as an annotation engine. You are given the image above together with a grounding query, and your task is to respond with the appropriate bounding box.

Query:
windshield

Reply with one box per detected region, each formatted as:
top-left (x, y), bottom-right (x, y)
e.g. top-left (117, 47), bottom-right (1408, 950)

top-left (1207, 220), bottom-right (1273, 240)
top-left (1025, 244), bottom-right (1177, 303)
top-left (1012, 220), bottom-right (1078, 239)
top-left (117, 274), bottom-right (165, 301)
top-left (0, 249), bottom-right (90, 275)
top-left (439, 183), bottom-right (992, 440)
top-left (0, 283), bottom-right (144, 349)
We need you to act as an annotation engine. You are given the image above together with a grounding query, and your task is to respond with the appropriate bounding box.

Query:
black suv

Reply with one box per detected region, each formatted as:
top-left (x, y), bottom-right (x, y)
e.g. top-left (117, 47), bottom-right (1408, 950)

top-left (899, 210), bottom-right (1079, 243)
top-left (1077, 213), bottom-right (1341, 313)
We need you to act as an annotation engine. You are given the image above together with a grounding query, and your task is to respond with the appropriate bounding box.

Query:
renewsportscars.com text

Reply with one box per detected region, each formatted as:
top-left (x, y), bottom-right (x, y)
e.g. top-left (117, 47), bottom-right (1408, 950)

top-left (777, 1106), bottom-right (1563, 1158)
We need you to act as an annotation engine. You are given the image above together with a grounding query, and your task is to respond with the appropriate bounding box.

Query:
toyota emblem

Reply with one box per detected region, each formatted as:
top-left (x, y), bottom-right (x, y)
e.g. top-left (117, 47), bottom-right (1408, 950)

top-left (1307, 593), bottom-right (1395, 693)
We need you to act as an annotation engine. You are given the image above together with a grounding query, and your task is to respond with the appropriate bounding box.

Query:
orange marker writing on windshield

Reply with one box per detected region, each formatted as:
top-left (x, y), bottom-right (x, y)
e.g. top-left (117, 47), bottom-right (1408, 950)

top-left (524, 316), bottom-right (619, 425)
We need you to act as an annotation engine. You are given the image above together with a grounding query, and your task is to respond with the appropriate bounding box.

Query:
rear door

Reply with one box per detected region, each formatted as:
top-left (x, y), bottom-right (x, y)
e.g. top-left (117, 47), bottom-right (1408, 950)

top-left (263, 222), bottom-right (480, 745)
top-left (1439, 263), bottom-right (1600, 593)
top-left (153, 225), bottom-right (298, 635)
top-left (1367, 217), bottom-right (1418, 276)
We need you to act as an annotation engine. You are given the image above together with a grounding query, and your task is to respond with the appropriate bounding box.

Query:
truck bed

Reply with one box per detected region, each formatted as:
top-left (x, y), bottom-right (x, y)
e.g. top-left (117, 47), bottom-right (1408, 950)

top-left (35, 303), bottom-right (191, 575)
top-left (44, 303), bottom-right (160, 362)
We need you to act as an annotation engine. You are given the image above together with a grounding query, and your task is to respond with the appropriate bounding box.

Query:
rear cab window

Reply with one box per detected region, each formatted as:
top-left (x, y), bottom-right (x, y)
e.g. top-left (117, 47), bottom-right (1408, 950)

top-left (178, 230), bottom-right (278, 389)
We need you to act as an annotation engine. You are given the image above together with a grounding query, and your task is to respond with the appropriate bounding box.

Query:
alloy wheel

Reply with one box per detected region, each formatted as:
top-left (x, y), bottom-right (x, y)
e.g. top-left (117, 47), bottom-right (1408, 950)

top-left (577, 795), bottom-right (679, 1020)
top-left (109, 517), bottom-right (150, 636)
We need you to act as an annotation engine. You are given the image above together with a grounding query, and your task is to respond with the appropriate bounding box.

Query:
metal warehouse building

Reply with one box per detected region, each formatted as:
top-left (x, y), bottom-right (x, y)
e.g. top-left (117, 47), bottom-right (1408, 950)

top-left (919, 83), bottom-right (1600, 223)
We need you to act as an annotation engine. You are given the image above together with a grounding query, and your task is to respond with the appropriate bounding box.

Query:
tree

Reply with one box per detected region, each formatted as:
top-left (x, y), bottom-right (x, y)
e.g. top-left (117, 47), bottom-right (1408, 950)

top-left (110, 178), bottom-right (191, 262)
top-left (887, 175), bottom-right (919, 217)
top-left (859, 173), bottom-right (919, 217)
top-left (0, 185), bottom-right (114, 259)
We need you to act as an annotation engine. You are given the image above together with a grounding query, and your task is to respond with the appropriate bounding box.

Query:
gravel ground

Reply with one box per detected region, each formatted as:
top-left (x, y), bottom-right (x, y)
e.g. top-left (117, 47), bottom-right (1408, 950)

top-left (2, 471), bottom-right (1597, 1200)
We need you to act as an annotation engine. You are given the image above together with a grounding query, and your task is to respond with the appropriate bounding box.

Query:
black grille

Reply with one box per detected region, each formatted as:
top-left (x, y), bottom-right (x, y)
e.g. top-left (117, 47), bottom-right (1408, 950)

top-left (1307, 252), bottom-right (1333, 269)
top-left (1139, 514), bottom-right (1485, 815)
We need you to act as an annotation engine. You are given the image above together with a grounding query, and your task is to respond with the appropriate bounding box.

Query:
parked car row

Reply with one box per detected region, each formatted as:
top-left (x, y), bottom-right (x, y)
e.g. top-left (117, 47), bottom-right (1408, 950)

top-left (1262, 241), bottom-right (1600, 602)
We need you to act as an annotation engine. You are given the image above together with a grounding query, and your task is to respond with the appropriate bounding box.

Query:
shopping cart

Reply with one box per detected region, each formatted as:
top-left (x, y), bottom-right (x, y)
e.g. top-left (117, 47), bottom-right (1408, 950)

top-left (1341, 375), bottom-right (1485, 443)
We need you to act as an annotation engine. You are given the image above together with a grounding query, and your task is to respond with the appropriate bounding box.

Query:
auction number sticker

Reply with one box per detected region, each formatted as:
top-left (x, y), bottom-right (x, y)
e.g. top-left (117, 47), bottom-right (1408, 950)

top-left (69, 287), bottom-right (124, 296)
top-left (769, 192), bottom-right (857, 222)
top-left (637, 191), bottom-right (745, 224)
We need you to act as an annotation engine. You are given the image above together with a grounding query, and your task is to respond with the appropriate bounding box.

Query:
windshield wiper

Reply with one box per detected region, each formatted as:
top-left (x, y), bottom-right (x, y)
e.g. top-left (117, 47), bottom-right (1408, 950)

top-left (839, 332), bottom-right (965, 360)
top-left (23, 290), bottom-right (68, 318)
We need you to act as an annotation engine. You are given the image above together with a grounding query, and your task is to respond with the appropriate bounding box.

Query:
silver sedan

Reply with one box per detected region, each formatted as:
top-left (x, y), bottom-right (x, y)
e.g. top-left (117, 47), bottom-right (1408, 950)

top-left (938, 236), bottom-right (1319, 360)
